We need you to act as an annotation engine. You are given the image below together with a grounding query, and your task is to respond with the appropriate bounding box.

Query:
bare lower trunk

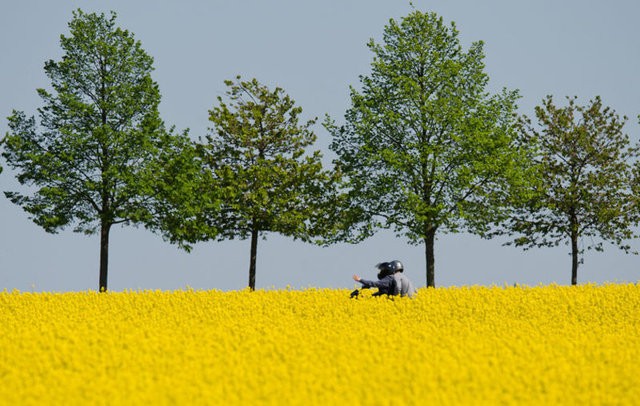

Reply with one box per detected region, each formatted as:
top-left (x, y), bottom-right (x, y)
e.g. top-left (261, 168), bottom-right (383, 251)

top-left (99, 222), bottom-right (111, 292)
top-left (569, 210), bottom-right (579, 286)
top-left (571, 232), bottom-right (578, 286)
top-left (425, 226), bottom-right (436, 288)
top-left (248, 227), bottom-right (258, 291)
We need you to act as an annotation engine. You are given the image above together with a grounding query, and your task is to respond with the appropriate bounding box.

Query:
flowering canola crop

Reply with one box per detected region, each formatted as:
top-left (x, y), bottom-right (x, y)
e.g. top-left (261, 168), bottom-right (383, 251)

top-left (1, 284), bottom-right (639, 405)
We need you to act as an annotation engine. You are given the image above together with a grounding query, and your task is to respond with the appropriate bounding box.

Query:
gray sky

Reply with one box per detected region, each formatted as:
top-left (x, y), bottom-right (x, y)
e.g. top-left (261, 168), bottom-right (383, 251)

top-left (1, 0), bottom-right (639, 292)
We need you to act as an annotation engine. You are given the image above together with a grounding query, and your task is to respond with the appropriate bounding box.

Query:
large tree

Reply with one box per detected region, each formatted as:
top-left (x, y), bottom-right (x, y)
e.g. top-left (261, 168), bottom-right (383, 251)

top-left (1, 10), bottom-right (189, 291)
top-left (326, 10), bottom-right (523, 287)
top-left (188, 77), bottom-right (338, 290)
top-left (505, 95), bottom-right (640, 285)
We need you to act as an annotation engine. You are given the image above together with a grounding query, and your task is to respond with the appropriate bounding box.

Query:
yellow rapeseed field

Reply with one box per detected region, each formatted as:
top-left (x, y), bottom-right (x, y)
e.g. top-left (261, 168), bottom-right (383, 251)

top-left (1, 284), bottom-right (639, 405)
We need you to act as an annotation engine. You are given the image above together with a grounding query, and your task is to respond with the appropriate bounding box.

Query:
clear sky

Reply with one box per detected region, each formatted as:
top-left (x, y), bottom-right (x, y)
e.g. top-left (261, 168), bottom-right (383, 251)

top-left (1, 0), bottom-right (639, 292)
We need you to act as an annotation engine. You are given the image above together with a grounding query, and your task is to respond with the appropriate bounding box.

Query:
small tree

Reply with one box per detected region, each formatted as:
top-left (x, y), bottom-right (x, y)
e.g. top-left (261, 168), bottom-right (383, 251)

top-left (1, 10), bottom-right (189, 291)
top-left (189, 77), bottom-right (338, 290)
top-left (326, 10), bottom-right (524, 287)
top-left (505, 95), bottom-right (639, 285)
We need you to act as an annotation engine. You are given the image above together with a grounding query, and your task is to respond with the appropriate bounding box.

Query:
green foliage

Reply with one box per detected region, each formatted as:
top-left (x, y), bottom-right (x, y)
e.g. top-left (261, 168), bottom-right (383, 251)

top-left (188, 76), bottom-right (339, 289)
top-left (505, 95), bottom-right (640, 283)
top-left (325, 10), bottom-right (524, 286)
top-left (141, 129), bottom-right (206, 250)
top-left (1, 9), bottom-right (189, 291)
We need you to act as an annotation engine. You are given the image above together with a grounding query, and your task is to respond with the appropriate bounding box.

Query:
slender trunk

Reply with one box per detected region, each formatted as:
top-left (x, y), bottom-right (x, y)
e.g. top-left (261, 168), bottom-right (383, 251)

top-left (569, 208), bottom-right (579, 286)
top-left (99, 107), bottom-right (110, 292)
top-left (571, 230), bottom-right (579, 286)
top-left (425, 226), bottom-right (436, 288)
top-left (99, 221), bottom-right (111, 292)
top-left (248, 226), bottom-right (258, 291)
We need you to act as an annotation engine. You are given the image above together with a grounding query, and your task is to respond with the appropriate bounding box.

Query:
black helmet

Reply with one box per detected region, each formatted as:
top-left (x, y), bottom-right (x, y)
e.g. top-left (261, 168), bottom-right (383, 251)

top-left (389, 260), bottom-right (404, 273)
top-left (376, 262), bottom-right (393, 279)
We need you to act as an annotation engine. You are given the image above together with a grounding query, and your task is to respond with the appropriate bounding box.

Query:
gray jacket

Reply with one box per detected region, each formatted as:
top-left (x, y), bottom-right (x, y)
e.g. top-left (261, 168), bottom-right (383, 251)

top-left (393, 273), bottom-right (417, 298)
top-left (357, 275), bottom-right (396, 296)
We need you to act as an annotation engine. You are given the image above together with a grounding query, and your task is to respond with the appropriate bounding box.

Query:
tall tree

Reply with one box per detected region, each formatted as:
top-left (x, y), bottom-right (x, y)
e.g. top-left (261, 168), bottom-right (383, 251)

top-left (1, 10), bottom-right (189, 291)
top-left (505, 95), bottom-right (639, 285)
top-left (191, 76), bottom-right (338, 290)
top-left (325, 10), bottom-right (523, 287)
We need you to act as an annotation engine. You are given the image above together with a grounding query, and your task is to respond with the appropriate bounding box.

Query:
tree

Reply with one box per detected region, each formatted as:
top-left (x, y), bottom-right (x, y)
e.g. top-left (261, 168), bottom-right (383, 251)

top-left (504, 95), bottom-right (639, 285)
top-left (190, 76), bottom-right (338, 290)
top-left (1, 10), bottom-right (189, 292)
top-left (325, 10), bottom-right (523, 287)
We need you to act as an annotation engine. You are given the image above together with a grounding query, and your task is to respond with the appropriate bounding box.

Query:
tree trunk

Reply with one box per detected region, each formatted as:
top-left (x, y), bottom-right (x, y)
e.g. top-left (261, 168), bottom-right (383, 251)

top-left (99, 221), bottom-right (111, 292)
top-left (569, 209), bottom-right (579, 286)
top-left (424, 226), bottom-right (436, 288)
top-left (248, 226), bottom-right (258, 291)
top-left (571, 230), bottom-right (579, 286)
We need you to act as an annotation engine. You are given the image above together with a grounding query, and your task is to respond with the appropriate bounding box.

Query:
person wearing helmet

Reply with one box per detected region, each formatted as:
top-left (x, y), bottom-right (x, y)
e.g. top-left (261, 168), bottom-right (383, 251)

top-left (352, 260), bottom-right (417, 299)
top-left (352, 262), bottom-right (397, 297)
top-left (389, 260), bottom-right (417, 298)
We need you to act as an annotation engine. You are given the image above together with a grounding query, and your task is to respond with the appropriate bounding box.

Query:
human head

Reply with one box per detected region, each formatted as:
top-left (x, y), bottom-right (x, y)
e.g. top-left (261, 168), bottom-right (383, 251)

top-left (376, 262), bottom-right (393, 279)
top-left (389, 260), bottom-right (404, 273)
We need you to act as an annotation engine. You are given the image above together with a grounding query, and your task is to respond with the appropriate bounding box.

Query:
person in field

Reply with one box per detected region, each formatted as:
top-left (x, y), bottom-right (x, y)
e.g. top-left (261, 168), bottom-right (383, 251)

top-left (352, 260), bottom-right (417, 298)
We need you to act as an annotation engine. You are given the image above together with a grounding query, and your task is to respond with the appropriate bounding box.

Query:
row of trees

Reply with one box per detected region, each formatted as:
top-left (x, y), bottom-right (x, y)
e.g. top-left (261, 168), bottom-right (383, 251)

top-left (2, 9), bottom-right (639, 291)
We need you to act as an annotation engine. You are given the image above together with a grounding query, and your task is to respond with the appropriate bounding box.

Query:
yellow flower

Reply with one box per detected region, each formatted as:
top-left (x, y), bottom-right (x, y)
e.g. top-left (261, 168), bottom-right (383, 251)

top-left (0, 284), bottom-right (638, 405)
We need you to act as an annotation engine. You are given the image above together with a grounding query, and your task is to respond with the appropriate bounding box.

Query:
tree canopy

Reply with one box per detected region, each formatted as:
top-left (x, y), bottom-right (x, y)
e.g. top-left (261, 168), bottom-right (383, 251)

top-left (504, 95), bottom-right (640, 284)
top-left (1, 9), bottom-right (190, 291)
top-left (176, 76), bottom-right (338, 290)
top-left (326, 10), bottom-right (524, 287)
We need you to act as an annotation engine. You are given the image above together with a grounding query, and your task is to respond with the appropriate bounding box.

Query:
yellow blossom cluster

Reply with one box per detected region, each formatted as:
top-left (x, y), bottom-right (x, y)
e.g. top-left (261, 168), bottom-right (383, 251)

top-left (1, 284), bottom-right (639, 405)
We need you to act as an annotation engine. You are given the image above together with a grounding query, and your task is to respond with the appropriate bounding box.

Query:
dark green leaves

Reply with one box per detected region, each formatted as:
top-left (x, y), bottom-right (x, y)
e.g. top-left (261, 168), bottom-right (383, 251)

top-left (1, 9), bottom-right (188, 290)
top-left (504, 95), bottom-right (640, 283)
top-left (166, 77), bottom-right (339, 289)
top-left (199, 77), bottom-right (336, 241)
top-left (326, 10), bottom-right (523, 286)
